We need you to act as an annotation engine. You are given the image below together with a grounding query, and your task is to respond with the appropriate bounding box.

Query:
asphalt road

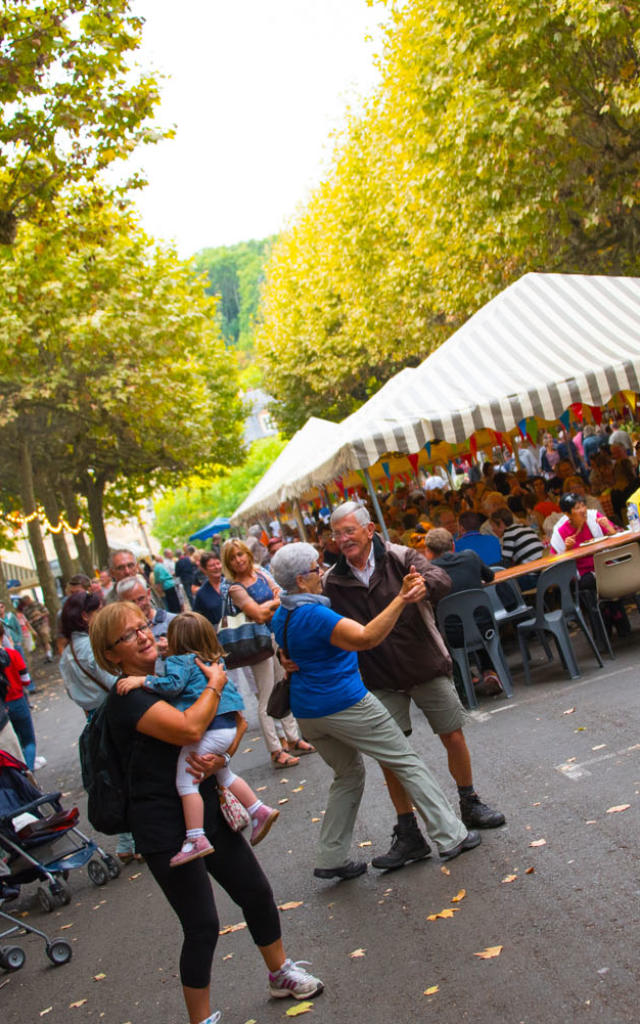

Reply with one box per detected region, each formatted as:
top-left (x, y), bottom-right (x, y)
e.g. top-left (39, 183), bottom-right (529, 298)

top-left (2, 632), bottom-right (639, 1024)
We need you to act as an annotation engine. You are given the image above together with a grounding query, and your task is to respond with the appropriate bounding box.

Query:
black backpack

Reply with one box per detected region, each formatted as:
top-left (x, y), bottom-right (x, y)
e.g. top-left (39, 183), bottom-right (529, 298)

top-left (79, 699), bottom-right (128, 835)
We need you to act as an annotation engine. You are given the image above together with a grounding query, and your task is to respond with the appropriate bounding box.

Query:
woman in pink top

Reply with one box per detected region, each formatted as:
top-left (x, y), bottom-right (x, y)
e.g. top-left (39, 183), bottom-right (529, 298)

top-left (551, 493), bottom-right (628, 637)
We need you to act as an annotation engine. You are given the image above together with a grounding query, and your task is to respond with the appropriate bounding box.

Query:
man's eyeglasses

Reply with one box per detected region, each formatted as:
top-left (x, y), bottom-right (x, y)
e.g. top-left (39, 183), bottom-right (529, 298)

top-left (331, 527), bottom-right (361, 541)
top-left (304, 566), bottom-right (322, 576)
top-left (107, 625), bottom-right (152, 649)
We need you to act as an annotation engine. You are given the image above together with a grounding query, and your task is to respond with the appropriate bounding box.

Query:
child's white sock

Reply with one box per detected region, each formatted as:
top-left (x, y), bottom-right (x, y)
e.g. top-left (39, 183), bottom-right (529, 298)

top-left (186, 828), bottom-right (205, 839)
top-left (247, 800), bottom-right (263, 816)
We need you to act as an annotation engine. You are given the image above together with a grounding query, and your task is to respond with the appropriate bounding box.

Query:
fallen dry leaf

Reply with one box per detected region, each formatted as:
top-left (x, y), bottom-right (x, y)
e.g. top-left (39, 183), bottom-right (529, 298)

top-left (532, 801), bottom-right (541, 806)
top-left (606, 804), bottom-right (631, 814)
top-left (474, 945), bottom-right (503, 959)
top-left (501, 874), bottom-right (518, 884)
top-left (525, 867), bottom-right (535, 875)
top-left (278, 798), bottom-right (289, 805)
top-left (93, 973), bottom-right (106, 981)
top-left (358, 841), bottom-right (372, 848)
top-left (278, 901), bottom-right (303, 911)
top-left (256, 786), bottom-right (267, 792)
top-left (349, 948), bottom-right (366, 958)
top-left (563, 707), bottom-right (576, 715)
top-left (69, 1000), bottom-right (87, 1008)
top-left (424, 985), bottom-right (439, 996)
top-left (219, 922), bottom-right (247, 935)
top-left (451, 889), bottom-right (466, 903)
top-left (427, 908), bottom-right (460, 920)
top-left (292, 786), bottom-right (304, 793)
top-left (222, 954), bottom-right (233, 961)
top-left (592, 744), bottom-right (606, 751)
top-left (285, 1003), bottom-right (314, 1017)
top-left (129, 872), bottom-right (142, 880)
top-left (311, 817), bottom-right (320, 823)
top-left (586, 819), bottom-right (597, 825)
top-left (440, 865), bottom-right (450, 876)
top-left (40, 1009), bottom-right (53, 1017)
top-left (60, 923), bottom-right (73, 930)
top-left (529, 838), bottom-right (546, 847)
top-left (242, 747), bottom-right (253, 753)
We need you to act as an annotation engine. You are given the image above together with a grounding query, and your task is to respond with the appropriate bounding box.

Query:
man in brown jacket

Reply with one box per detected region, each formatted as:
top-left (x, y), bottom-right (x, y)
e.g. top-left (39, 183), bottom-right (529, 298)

top-left (323, 502), bottom-right (505, 870)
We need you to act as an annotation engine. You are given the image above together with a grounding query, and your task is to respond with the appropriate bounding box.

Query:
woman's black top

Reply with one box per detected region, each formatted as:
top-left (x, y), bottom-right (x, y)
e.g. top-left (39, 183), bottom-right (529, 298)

top-left (105, 687), bottom-right (222, 855)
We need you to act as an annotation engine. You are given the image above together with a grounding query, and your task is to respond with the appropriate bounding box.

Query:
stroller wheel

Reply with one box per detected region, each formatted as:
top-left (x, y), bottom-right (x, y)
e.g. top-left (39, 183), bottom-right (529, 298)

top-left (87, 860), bottom-right (109, 886)
top-left (46, 939), bottom-right (72, 966)
top-left (103, 854), bottom-right (121, 880)
top-left (37, 886), bottom-right (55, 913)
top-left (0, 945), bottom-right (26, 971)
top-left (52, 878), bottom-right (72, 906)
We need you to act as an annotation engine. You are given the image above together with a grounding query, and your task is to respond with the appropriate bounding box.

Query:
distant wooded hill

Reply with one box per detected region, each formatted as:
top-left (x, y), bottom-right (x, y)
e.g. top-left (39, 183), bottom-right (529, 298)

top-left (193, 237), bottom-right (275, 353)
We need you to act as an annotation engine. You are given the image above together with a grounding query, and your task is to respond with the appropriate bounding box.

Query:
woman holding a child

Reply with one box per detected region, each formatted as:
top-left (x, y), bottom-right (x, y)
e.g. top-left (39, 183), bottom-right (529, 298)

top-left (89, 602), bottom-right (324, 1024)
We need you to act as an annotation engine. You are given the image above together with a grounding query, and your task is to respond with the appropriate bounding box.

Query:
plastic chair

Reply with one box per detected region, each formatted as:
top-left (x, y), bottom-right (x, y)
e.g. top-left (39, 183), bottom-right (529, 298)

top-left (485, 579), bottom-right (533, 628)
top-left (516, 561), bottom-right (604, 685)
top-left (436, 590), bottom-right (514, 710)
top-left (593, 542), bottom-right (640, 610)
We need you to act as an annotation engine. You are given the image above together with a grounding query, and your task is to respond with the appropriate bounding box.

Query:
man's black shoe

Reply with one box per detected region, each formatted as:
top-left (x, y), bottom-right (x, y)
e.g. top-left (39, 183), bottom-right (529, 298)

top-left (371, 824), bottom-right (431, 870)
top-left (313, 860), bottom-right (367, 880)
top-left (460, 793), bottom-right (505, 829)
top-left (439, 830), bottom-right (482, 862)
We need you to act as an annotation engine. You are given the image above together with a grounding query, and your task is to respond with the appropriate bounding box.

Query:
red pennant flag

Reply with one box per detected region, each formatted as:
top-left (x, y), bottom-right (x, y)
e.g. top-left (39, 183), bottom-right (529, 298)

top-left (407, 453), bottom-right (420, 475)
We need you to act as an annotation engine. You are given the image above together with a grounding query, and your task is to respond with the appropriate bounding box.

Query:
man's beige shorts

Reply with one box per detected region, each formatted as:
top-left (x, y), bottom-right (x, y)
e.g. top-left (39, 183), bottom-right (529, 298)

top-left (373, 676), bottom-right (467, 736)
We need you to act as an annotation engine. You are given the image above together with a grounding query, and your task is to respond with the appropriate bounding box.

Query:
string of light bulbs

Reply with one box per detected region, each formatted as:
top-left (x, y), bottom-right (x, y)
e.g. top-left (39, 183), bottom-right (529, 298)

top-left (1, 509), bottom-right (85, 535)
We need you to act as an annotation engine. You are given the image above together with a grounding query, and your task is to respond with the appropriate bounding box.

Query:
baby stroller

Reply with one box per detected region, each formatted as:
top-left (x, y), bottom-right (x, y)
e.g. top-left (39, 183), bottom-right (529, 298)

top-left (0, 750), bottom-right (120, 971)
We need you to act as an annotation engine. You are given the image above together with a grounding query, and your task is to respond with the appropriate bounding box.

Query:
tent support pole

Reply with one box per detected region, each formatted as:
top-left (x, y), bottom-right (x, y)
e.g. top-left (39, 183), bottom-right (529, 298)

top-left (323, 486), bottom-right (333, 512)
top-left (364, 469), bottom-right (389, 542)
top-left (293, 499), bottom-right (308, 541)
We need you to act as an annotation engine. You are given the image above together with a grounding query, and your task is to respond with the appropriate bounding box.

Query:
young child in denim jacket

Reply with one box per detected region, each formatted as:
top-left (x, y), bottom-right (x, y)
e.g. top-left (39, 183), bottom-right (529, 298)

top-left (117, 611), bottom-right (278, 866)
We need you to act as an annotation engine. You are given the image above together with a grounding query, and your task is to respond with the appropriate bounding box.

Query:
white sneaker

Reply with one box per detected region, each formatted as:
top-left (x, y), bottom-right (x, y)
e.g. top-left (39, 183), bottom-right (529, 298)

top-left (269, 958), bottom-right (324, 999)
top-left (33, 756), bottom-right (47, 770)
top-left (198, 1013), bottom-right (221, 1024)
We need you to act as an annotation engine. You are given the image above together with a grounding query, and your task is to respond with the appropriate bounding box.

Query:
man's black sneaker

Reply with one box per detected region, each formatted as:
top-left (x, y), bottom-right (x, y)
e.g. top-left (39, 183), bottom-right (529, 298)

top-left (313, 860), bottom-right (367, 880)
top-left (371, 824), bottom-right (431, 870)
top-left (439, 830), bottom-right (482, 861)
top-left (460, 793), bottom-right (506, 829)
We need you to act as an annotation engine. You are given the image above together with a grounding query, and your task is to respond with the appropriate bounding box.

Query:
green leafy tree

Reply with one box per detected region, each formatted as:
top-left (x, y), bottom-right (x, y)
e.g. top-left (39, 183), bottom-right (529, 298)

top-left (0, 0), bottom-right (167, 243)
top-left (153, 435), bottom-right (287, 547)
top-left (194, 237), bottom-right (275, 352)
top-left (257, 0), bottom-right (640, 432)
top-left (0, 194), bottom-right (246, 578)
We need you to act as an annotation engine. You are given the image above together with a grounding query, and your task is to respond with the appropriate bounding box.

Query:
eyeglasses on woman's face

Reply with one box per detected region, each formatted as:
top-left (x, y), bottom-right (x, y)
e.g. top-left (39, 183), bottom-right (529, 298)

top-left (107, 624), bottom-right (152, 649)
top-left (304, 565), bottom-right (323, 576)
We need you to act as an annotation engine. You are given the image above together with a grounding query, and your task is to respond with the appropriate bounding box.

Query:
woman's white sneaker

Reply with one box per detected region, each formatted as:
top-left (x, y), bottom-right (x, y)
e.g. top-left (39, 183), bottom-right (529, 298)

top-left (268, 958), bottom-right (324, 999)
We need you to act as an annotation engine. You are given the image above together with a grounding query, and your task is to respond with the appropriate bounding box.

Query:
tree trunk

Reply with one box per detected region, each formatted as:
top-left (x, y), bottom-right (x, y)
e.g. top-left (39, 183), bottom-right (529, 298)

top-left (37, 474), bottom-right (76, 584)
top-left (0, 564), bottom-right (14, 605)
top-left (19, 440), bottom-right (60, 618)
top-left (59, 481), bottom-right (95, 576)
top-left (83, 475), bottom-right (110, 568)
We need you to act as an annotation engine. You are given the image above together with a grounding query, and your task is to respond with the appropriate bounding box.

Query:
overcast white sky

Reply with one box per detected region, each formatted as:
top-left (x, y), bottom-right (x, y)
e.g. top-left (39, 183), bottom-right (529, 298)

top-left (125, 0), bottom-right (387, 256)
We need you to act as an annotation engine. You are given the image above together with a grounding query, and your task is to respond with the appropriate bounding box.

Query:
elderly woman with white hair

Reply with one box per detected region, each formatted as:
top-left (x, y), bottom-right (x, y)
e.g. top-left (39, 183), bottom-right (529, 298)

top-left (269, 543), bottom-right (478, 881)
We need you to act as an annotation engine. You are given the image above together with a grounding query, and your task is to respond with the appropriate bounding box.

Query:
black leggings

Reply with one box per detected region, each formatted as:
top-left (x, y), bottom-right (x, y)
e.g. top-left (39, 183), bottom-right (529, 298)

top-left (145, 826), bottom-right (281, 988)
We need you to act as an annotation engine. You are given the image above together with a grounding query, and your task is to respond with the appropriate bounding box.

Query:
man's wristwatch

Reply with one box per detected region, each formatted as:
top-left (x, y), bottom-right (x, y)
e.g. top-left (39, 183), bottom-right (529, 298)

top-left (222, 753), bottom-right (231, 767)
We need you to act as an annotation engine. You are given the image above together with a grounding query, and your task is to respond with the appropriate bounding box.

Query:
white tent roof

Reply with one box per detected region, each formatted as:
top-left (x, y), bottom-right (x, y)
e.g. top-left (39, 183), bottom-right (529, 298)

top-left (280, 272), bottom-right (640, 498)
top-left (231, 417), bottom-right (341, 524)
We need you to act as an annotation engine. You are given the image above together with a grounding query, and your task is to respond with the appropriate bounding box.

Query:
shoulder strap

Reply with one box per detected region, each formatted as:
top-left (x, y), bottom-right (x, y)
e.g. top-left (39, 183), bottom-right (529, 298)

top-left (69, 638), bottom-right (111, 693)
top-left (281, 610), bottom-right (293, 659)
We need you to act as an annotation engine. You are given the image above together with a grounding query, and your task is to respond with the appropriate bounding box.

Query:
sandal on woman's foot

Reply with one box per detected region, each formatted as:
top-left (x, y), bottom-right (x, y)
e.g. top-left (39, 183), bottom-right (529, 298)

top-left (117, 852), bottom-right (135, 864)
top-left (271, 749), bottom-right (300, 769)
top-left (290, 739), bottom-right (316, 755)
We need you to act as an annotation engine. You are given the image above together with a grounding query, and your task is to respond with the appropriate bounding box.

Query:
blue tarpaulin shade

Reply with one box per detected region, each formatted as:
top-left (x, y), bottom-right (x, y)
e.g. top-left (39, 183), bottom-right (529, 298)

top-left (188, 517), bottom-right (231, 541)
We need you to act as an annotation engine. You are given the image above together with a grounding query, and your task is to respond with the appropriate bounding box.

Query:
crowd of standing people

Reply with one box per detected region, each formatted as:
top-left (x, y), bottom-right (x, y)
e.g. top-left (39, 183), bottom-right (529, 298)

top-left (2, 417), bottom-right (638, 1023)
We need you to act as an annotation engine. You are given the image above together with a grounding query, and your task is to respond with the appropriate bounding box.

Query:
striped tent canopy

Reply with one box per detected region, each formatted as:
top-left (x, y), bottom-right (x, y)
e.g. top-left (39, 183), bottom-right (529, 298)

top-left (281, 272), bottom-right (640, 499)
top-left (231, 417), bottom-right (341, 524)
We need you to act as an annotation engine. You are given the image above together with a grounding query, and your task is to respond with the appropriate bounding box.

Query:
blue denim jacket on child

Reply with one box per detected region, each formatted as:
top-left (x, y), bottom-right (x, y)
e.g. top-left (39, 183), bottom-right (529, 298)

top-left (143, 653), bottom-right (244, 715)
